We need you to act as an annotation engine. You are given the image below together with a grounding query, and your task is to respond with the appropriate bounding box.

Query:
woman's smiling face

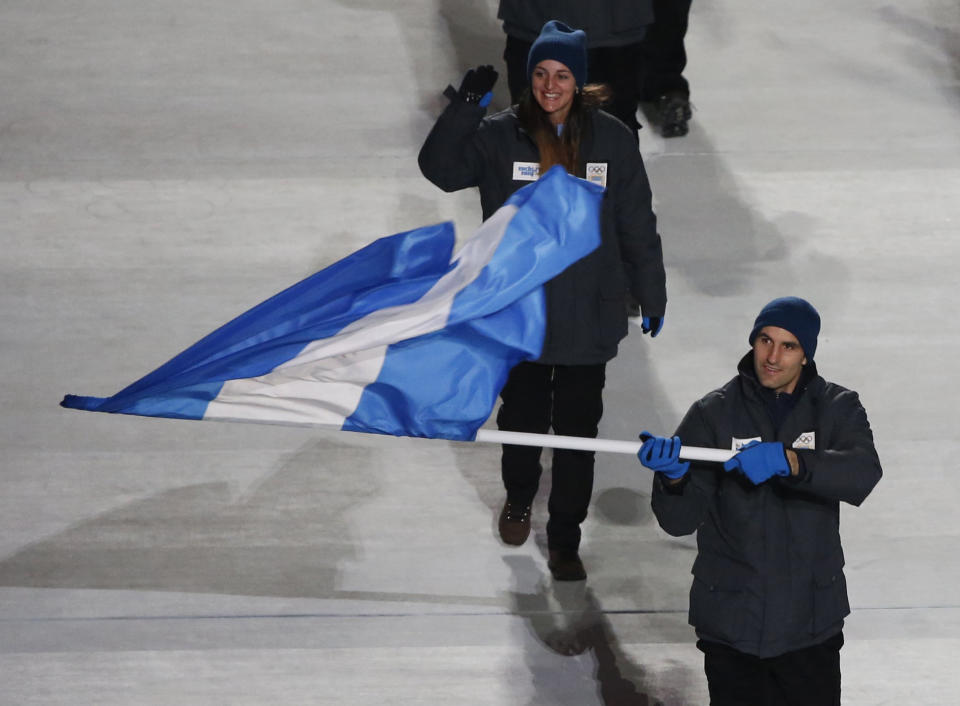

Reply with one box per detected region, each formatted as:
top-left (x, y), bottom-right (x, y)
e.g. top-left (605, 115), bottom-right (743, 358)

top-left (531, 60), bottom-right (576, 125)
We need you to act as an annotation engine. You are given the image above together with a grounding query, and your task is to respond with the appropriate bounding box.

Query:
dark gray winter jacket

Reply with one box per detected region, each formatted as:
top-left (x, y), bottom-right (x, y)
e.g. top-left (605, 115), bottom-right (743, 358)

top-left (418, 94), bottom-right (666, 365)
top-left (652, 353), bottom-right (882, 658)
top-left (498, 0), bottom-right (654, 47)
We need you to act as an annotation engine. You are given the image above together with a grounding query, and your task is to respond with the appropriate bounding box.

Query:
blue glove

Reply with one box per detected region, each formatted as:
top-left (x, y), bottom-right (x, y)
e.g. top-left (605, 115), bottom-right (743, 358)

top-left (458, 65), bottom-right (498, 106)
top-left (637, 431), bottom-right (690, 480)
top-left (642, 315), bottom-right (664, 337)
top-left (723, 440), bottom-right (790, 485)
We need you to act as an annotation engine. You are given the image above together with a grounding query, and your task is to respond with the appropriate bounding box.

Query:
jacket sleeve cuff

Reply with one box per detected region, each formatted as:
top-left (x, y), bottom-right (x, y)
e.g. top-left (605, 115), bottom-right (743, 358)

top-left (657, 472), bottom-right (690, 494)
top-left (781, 450), bottom-right (810, 484)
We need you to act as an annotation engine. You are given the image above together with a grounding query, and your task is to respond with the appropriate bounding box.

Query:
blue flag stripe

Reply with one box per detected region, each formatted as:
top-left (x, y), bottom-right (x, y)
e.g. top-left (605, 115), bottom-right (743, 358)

top-left (62, 222), bottom-right (456, 416)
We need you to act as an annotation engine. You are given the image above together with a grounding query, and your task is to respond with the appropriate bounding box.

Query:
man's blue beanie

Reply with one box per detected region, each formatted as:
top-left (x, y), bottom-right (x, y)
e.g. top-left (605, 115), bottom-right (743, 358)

top-left (749, 297), bottom-right (821, 361)
top-left (526, 20), bottom-right (588, 88)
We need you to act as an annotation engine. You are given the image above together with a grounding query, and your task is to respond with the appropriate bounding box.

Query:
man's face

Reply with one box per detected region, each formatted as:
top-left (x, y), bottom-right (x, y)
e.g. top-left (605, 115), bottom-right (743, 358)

top-left (752, 326), bottom-right (807, 394)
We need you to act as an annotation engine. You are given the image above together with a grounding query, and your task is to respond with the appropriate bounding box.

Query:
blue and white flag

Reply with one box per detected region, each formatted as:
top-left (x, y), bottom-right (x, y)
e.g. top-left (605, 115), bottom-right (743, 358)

top-left (61, 167), bottom-right (603, 441)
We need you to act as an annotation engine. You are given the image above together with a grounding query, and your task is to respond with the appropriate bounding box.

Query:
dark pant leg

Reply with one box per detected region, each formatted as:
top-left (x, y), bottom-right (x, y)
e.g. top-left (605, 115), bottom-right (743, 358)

top-left (769, 632), bottom-right (843, 706)
top-left (588, 45), bottom-right (642, 140)
top-left (699, 633), bottom-right (843, 706)
top-left (637, 0), bottom-right (692, 100)
top-left (545, 363), bottom-right (606, 552)
top-left (503, 34), bottom-right (532, 104)
top-left (699, 640), bottom-right (777, 706)
top-left (497, 362), bottom-right (553, 505)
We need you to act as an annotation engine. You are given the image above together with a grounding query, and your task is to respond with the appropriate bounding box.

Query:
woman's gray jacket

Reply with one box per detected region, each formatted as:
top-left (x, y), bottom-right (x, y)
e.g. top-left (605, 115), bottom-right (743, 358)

top-left (652, 354), bottom-right (883, 658)
top-left (418, 94), bottom-right (666, 365)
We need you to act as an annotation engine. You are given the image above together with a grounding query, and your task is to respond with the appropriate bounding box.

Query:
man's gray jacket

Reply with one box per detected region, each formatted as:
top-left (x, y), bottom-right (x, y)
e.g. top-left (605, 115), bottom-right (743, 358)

top-left (652, 354), bottom-right (882, 658)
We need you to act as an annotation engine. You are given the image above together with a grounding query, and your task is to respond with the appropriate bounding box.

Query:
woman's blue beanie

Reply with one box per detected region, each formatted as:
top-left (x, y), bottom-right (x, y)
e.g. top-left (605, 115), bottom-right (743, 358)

top-left (526, 20), bottom-right (588, 88)
top-left (749, 297), bottom-right (821, 360)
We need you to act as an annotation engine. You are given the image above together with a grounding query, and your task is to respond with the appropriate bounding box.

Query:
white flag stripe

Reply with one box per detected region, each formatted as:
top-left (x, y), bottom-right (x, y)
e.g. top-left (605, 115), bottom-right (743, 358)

top-left (275, 204), bottom-right (518, 370)
top-left (204, 206), bottom-right (519, 426)
top-left (205, 346), bottom-right (388, 425)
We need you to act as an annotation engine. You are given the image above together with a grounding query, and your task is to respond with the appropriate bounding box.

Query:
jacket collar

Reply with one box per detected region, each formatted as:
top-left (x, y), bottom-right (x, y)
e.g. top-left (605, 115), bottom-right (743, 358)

top-left (513, 106), bottom-right (596, 160)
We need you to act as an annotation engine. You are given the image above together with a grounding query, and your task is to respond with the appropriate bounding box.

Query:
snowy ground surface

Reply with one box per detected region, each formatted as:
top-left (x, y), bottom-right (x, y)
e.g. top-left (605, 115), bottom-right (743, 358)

top-left (2, 1), bottom-right (959, 704)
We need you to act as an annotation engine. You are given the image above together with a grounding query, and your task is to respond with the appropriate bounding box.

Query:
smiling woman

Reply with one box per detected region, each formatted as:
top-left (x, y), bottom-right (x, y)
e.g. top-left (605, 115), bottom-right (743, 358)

top-left (418, 18), bottom-right (666, 583)
top-left (515, 21), bottom-right (610, 177)
top-left (531, 60), bottom-right (576, 125)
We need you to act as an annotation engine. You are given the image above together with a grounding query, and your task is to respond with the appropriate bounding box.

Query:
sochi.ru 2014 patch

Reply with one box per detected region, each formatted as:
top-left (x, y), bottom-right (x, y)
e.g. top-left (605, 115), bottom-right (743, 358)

top-left (512, 162), bottom-right (540, 181)
top-left (731, 436), bottom-right (761, 451)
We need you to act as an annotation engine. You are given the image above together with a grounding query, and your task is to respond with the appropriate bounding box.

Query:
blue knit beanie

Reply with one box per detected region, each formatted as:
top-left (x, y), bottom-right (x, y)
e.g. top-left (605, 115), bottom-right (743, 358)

top-left (526, 20), bottom-right (588, 88)
top-left (749, 297), bottom-right (821, 360)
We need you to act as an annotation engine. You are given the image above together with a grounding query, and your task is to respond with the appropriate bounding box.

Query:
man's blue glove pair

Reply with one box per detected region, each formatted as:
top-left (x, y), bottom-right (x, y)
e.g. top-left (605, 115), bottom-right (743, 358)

top-left (458, 65), bottom-right (498, 108)
top-left (637, 431), bottom-right (689, 479)
top-left (723, 441), bottom-right (791, 485)
top-left (638, 435), bottom-right (791, 486)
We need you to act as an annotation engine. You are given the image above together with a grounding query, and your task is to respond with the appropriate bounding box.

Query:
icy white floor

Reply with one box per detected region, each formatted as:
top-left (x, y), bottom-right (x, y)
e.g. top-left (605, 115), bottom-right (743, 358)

top-left (2, 1), bottom-right (959, 704)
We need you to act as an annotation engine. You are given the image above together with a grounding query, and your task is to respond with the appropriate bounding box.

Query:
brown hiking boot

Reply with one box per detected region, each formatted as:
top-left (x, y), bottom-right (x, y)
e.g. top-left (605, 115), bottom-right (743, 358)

top-left (548, 550), bottom-right (587, 581)
top-left (498, 500), bottom-right (531, 546)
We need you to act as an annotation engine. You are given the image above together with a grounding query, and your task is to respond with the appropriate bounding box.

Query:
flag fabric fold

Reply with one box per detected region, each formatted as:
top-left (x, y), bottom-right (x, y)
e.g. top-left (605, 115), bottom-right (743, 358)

top-left (62, 166), bottom-right (604, 441)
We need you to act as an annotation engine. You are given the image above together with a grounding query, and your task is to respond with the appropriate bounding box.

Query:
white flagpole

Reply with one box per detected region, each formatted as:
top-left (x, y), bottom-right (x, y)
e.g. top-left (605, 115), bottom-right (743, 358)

top-left (474, 429), bottom-right (734, 463)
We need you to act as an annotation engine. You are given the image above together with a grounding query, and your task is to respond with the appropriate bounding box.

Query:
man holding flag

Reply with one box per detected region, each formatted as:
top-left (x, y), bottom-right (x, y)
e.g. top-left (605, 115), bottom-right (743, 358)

top-left (637, 296), bottom-right (882, 705)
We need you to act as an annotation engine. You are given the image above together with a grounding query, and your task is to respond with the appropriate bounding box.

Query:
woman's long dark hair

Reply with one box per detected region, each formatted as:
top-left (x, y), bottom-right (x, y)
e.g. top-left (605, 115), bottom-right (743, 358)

top-left (516, 83), bottom-right (610, 177)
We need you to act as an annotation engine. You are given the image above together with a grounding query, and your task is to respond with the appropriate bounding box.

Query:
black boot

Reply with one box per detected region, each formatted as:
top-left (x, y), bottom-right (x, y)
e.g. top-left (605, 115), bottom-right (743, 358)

top-left (548, 549), bottom-right (587, 581)
top-left (657, 91), bottom-right (692, 137)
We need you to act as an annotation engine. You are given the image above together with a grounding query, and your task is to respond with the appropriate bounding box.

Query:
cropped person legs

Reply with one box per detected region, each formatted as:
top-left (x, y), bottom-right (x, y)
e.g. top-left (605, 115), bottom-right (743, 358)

top-left (544, 363), bottom-right (605, 554)
top-left (699, 633), bottom-right (843, 706)
top-left (497, 362), bottom-right (551, 545)
top-left (496, 361), bottom-right (606, 580)
top-left (637, 0), bottom-right (693, 137)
